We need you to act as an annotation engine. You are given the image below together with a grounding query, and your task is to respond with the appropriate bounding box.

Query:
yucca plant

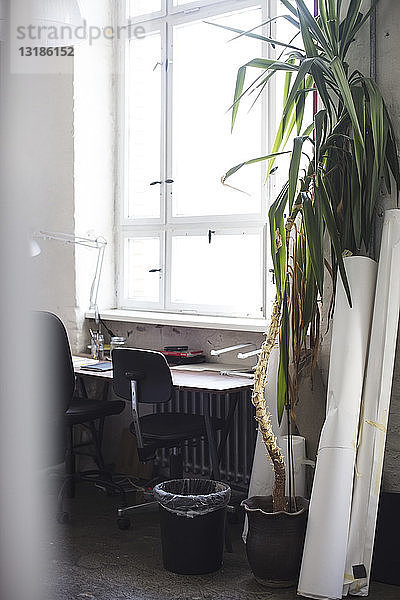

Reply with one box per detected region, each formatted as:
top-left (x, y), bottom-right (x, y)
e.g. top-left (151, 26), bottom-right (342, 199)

top-left (222, 0), bottom-right (400, 512)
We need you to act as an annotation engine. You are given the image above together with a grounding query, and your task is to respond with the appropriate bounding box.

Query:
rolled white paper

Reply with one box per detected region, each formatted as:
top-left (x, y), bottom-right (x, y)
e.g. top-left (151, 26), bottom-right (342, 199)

top-left (344, 210), bottom-right (400, 597)
top-left (298, 256), bottom-right (377, 600)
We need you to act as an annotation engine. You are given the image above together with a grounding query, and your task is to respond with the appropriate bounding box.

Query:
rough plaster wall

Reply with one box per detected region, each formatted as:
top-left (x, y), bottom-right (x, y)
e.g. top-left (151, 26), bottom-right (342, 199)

top-left (87, 318), bottom-right (264, 369)
top-left (74, 0), bottom-right (116, 353)
top-left (26, 0), bottom-right (116, 353)
top-left (21, 71), bottom-right (76, 340)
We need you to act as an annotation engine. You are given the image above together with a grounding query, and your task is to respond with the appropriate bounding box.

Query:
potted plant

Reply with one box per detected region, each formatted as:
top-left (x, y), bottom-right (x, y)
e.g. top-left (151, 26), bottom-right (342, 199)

top-left (221, 0), bottom-right (399, 587)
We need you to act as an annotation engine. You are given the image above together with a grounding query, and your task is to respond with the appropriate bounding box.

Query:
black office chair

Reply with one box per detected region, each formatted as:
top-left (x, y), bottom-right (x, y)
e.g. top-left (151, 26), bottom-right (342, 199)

top-left (38, 311), bottom-right (126, 522)
top-left (112, 348), bottom-right (226, 529)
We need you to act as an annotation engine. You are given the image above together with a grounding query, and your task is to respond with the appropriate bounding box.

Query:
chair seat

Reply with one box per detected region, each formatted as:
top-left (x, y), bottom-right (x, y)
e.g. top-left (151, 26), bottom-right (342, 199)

top-left (66, 399), bottom-right (125, 426)
top-left (130, 413), bottom-right (225, 442)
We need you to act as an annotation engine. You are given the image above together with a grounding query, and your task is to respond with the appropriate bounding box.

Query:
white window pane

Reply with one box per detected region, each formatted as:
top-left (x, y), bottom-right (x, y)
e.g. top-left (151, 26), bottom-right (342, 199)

top-left (129, 0), bottom-right (162, 17)
top-left (170, 232), bottom-right (263, 315)
top-left (172, 9), bottom-right (264, 218)
top-left (125, 237), bottom-right (161, 302)
top-left (127, 32), bottom-right (162, 219)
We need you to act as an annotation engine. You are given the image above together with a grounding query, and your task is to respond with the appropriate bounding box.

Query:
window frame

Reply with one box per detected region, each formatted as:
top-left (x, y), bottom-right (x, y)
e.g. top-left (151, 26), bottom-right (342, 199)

top-left (118, 0), bottom-right (274, 318)
top-left (120, 229), bottom-right (165, 310)
top-left (165, 225), bottom-right (266, 317)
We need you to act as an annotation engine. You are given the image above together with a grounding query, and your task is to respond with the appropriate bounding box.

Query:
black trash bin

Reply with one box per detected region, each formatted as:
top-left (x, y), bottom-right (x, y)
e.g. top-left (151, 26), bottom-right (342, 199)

top-left (153, 479), bottom-right (231, 575)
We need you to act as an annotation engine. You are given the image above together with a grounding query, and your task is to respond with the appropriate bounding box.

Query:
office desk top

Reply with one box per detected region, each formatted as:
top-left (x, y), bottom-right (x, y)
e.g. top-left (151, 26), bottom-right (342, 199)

top-left (72, 356), bottom-right (253, 393)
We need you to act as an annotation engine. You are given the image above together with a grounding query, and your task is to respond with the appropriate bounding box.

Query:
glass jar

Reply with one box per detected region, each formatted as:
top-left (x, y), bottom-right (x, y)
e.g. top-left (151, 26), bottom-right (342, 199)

top-left (110, 336), bottom-right (126, 354)
top-left (91, 332), bottom-right (104, 360)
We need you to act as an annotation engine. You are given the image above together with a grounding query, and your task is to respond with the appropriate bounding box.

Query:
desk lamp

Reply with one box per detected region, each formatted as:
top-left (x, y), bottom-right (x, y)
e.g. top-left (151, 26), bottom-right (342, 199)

top-left (211, 342), bottom-right (262, 360)
top-left (33, 230), bottom-right (107, 326)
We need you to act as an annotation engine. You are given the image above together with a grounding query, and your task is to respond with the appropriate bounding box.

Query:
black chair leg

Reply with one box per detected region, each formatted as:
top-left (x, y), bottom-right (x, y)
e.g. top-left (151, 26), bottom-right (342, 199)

top-left (65, 426), bottom-right (76, 498)
top-left (169, 450), bottom-right (183, 479)
top-left (87, 420), bottom-right (106, 471)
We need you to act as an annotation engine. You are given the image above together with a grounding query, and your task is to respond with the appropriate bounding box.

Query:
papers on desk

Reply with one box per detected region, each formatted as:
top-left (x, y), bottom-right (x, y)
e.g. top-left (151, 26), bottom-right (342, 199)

top-left (80, 361), bottom-right (113, 372)
top-left (72, 356), bottom-right (113, 371)
top-left (72, 356), bottom-right (98, 368)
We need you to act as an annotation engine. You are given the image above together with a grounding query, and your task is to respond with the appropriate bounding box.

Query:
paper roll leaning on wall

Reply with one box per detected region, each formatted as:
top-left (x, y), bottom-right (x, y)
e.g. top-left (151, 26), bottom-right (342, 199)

top-left (343, 209), bottom-right (400, 596)
top-left (298, 256), bottom-right (377, 600)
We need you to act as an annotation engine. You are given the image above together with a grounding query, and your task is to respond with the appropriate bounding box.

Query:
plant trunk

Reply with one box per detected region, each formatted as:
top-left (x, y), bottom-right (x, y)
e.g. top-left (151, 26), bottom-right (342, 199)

top-left (252, 296), bottom-right (286, 512)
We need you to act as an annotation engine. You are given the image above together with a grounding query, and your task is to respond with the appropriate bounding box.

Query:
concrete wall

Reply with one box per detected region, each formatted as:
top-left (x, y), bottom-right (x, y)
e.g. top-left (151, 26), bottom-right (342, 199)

top-left (87, 317), bottom-right (264, 369)
top-left (19, 71), bottom-right (76, 340)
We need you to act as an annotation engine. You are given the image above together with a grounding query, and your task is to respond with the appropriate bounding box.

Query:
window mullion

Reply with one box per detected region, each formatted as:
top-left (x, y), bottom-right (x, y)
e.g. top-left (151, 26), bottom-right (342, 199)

top-left (162, 21), bottom-right (172, 309)
top-left (163, 20), bottom-right (173, 310)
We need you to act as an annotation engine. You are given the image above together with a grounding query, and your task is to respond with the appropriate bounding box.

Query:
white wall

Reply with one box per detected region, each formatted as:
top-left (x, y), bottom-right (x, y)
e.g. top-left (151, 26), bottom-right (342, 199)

top-left (20, 71), bottom-right (76, 340)
top-left (74, 0), bottom-right (117, 351)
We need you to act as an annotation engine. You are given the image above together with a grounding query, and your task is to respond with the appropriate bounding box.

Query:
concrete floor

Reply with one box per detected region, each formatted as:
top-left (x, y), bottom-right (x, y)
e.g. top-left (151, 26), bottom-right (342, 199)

top-left (47, 486), bottom-right (400, 600)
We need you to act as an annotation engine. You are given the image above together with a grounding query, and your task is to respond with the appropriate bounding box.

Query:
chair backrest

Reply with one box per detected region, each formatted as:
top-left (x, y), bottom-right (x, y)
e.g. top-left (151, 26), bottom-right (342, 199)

top-left (112, 348), bottom-right (173, 404)
top-left (35, 311), bottom-right (75, 411)
top-left (34, 311), bottom-right (75, 465)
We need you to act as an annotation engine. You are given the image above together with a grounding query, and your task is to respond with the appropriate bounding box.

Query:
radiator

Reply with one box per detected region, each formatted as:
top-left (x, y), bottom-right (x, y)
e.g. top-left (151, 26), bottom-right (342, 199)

top-left (155, 388), bottom-right (257, 492)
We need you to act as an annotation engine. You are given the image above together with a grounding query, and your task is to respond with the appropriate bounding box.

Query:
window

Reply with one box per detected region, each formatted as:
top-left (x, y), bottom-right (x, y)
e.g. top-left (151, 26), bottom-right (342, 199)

top-left (120, 0), bottom-right (310, 319)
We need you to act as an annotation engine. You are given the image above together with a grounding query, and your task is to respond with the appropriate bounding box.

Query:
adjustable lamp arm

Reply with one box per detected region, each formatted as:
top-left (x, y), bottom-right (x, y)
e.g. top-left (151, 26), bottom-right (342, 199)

top-left (34, 230), bottom-right (107, 319)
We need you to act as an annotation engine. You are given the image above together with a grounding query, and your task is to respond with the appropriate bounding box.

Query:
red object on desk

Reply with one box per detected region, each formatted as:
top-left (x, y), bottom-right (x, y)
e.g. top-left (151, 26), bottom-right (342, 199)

top-left (160, 349), bottom-right (206, 365)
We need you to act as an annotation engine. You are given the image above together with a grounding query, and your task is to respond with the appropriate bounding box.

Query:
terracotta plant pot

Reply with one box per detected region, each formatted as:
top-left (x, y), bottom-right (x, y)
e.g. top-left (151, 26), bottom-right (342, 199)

top-left (242, 495), bottom-right (309, 588)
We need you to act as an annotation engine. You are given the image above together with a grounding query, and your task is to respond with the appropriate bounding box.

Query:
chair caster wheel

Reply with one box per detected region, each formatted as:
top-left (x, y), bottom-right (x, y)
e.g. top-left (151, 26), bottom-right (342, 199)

top-left (57, 511), bottom-right (70, 524)
top-left (117, 517), bottom-right (130, 530)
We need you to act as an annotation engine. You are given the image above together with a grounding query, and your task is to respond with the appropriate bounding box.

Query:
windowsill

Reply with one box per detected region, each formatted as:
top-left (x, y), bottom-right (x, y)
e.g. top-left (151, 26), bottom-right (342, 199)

top-left (85, 309), bottom-right (269, 333)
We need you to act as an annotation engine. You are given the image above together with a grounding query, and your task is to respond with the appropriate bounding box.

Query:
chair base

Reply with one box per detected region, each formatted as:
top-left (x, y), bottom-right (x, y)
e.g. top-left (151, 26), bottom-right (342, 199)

top-left (57, 470), bottom-right (127, 522)
top-left (117, 492), bottom-right (157, 530)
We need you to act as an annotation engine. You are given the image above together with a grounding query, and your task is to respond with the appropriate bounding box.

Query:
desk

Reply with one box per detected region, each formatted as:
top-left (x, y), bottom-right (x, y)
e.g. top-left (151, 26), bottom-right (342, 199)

top-left (73, 357), bottom-right (254, 487)
top-left (73, 356), bottom-right (253, 391)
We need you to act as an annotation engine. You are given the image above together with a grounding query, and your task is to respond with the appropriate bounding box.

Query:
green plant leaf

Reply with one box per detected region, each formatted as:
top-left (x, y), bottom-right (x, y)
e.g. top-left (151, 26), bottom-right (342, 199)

top-left (314, 108), bottom-right (328, 167)
top-left (283, 58), bottom-right (316, 120)
top-left (288, 136), bottom-right (309, 211)
top-left (230, 58), bottom-right (299, 130)
top-left (205, 21), bottom-right (303, 51)
top-left (231, 66), bottom-right (246, 131)
top-left (222, 151), bottom-right (291, 184)
top-left (295, 0), bottom-right (328, 51)
top-left (339, 0), bottom-right (362, 58)
top-left (280, 0), bottom-right (298, 17)
top-left (302, 193), bottom-right (324, 296)
top-left (266, 99), bottom-right (298, 179)
top-left (385, 117), bottom-right (400, 196)
top-left (317, 176), bottom-right (352, 306)
top-left (364, 78), bottom-right (385, 222)
top-left (269, 184), bottom-right (289, 303)
top-left (330, 57), bottom-right (365, 182)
